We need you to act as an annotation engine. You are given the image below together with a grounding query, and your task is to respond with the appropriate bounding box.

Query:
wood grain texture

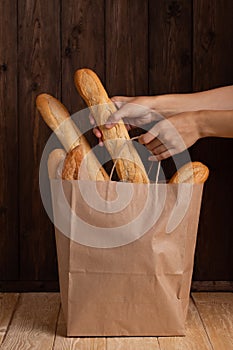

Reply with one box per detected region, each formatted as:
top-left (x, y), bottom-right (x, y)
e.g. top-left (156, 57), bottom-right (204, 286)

top-left (0, 281), bottom-right (59, 292)
top-left (0, 293), bottom-right (232, 348)
top-left (192, 281), bottom-right (233, 292)
top-left (106, 0), bottom-right (148, 96)
top-left (0, 0), bottom-right (232, 290)
top-left (192, 0), bottom-right (233, 281)
top-left (0, 0), bottom-right (18, 280)
top-left (61, 0), bottom-right (105, 165)
top-left (193, 0), bottom-right (233, 90)
top-left (192, 144), bottom-right (233, 280)
top-left (107, 337), bottom-right (160, 350)
top-left (105, 0), bottom-right (149, 177)
top-left (0, 293), bottom-right (19, 345)
top-left (158, 299), bottom-right (212, 350)
top-left (0, 293), bottom-right (60, 349)
top-left (61, 0), bottom-right (105, 114)
top-left (193, 293), bottom-right (233, 350)
top-left (149, 0), bottom-right (192, 95)
top-left (149, 0), bottom-right (192, 180)
top-left (18, 0), bottom-right (60, 281)
top-left (54, 308), bottom-right (106, 349)
top-left (193, 292), bottom-right (233, 303)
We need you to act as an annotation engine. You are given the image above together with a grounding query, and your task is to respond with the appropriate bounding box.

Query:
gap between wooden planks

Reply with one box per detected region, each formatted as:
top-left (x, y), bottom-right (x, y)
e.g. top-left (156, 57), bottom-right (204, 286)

top-left (0, 293), bottom-right (232, 349)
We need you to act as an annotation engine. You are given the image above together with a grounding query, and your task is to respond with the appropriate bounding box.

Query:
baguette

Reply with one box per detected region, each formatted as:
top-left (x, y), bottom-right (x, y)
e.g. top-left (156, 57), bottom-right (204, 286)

top-left (74, 68), bottom-right (149, 184)
top-left (36, 93), bottom-right (81, 152)
top-left (169, 162), bottom-right (209, 184)
top-left (62, 144), bottom-right (88, 180)
top-left (48, 149), bottom-right (66, 179)
top-left (36, 94), bottom-right (109, 181)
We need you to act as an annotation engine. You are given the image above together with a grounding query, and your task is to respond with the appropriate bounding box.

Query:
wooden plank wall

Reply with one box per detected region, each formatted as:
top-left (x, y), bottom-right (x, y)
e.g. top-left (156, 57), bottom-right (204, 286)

top-left (191, 0), bottom-right (233, 281)
top-left (0, 0), bottom-right (18, 281)
top-left (0, 0), bottom-right (232, 291)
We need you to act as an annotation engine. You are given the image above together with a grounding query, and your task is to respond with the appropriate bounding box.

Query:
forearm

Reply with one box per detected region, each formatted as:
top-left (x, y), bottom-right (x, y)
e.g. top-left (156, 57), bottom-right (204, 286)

top-left (153, 86), bottom-right (233, 117)
top-left (197, 109), bottom-right (233, 138)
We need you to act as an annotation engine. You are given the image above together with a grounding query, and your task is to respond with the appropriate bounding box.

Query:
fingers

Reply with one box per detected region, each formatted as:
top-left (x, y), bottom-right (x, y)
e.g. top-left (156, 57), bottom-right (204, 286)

top-left (139, 125), bottom-right (159, 144)
top-left (93, 127), bottom-right (104, 146)
top-left (111, 96), bottom-right (134, 103)
top-left (90, 113), bottom-right (103, 145)
top-left (144, 138), bottom-right (161, 151)
top-left (105, 104), bottom-right (131, 128)
top-left (125, 123), bottom-right (132, 131)
top-left (93, 127), bottom-right (101, 138)
top-left (148, 149), bottom-right (176, 162)
top-left (111, 96), bottom-right (134, 110)
top-left (89, 114), bottom-right (96, 125)
top-left (151, 144), bottom-right (167, 155)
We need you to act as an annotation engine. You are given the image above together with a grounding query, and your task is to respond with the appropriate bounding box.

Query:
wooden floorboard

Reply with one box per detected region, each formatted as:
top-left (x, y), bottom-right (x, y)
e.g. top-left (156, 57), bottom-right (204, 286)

top-left (106, 337), bottom-right (160, 350)
top-left (0, 293), bottom-right (60, 349)
top-left (0, 293), bottom-right (19, 345)
top-left (192, 292), bottom-right (233, 350)
top-left (0, 293), bottom-right (232, 349)
top-left (53, 307), bottom-right (106, 350)
top-left (158, 298), bottom-right (212, 350)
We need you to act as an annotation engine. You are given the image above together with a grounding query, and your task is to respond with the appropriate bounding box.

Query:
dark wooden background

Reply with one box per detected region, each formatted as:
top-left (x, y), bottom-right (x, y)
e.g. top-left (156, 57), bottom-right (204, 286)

top-left (0, 0), bottom-right (232, 292)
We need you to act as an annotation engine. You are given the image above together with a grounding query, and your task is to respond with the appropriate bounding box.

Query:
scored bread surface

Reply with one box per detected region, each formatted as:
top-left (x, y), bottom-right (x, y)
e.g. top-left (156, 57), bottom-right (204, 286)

top-left (62, 145), bottom-right (84, 180)
top-left (74, 69), bottom-right (149, 183)
top-left (36, 93), bottom-right (109, 181)
top-left (36, 94), bottom-right (81, 152)
top-left (48, 149), bottom-right (66, 179)
top-left (169, 161), bottom-right (209, 184)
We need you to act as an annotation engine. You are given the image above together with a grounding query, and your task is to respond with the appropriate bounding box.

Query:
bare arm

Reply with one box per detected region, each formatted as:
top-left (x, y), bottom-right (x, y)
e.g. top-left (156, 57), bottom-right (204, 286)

top-left (198, 109), bottom-right (233, 138)
top-left (154, 86), bottom-right (233, 117)
top-left (91, 86), bottom-right (233, 159)
top-left (101, 86), bottom-right (233, 127)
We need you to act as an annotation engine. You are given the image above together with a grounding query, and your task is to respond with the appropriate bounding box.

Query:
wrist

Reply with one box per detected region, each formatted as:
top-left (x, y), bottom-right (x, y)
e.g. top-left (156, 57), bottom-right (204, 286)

top-left (194, 110), bottom-right (215, 138)
top-left (151, 94), bottom-right (184, 117)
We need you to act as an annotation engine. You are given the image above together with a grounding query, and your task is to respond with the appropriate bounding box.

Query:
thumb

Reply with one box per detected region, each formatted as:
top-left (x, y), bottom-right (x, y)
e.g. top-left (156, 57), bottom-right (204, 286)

top-left (105, 103), bottom-right (131, 128)
top-left (110, 96), bottom-right (134, 117)
top-left (111, 96), bottom-right (134, 103)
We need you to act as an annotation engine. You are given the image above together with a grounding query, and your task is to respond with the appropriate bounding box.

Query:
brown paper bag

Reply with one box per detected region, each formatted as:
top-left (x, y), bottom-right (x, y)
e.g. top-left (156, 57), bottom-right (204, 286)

top-left (49, 174), bottom-right (204, 337)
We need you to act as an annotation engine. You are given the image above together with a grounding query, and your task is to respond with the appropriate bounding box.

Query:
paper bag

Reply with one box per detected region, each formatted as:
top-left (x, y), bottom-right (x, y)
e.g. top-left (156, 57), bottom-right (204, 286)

top-left (49, 175), bottom-right (203, 337)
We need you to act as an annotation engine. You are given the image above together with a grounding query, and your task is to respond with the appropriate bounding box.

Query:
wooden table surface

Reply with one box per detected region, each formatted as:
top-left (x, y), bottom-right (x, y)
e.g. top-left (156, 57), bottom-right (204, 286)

top-left (0, 292), bottom-right (232, 349)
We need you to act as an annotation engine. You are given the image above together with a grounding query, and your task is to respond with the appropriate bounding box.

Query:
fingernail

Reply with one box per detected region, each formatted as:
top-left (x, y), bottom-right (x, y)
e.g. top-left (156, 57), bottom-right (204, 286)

top-left (105, 123), bottom-right (112, 128)
top-left (148, 156), bottom-right (158, 162)
top-left (138, 137), bottom-right (144, 144)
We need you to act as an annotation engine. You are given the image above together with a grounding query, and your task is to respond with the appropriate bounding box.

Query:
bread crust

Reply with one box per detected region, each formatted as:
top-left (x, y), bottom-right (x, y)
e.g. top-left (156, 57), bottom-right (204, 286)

top-left (74, 69), bottom-right (149, 184)
top-left (48, 149), bottom-right (66, 179)
top-left (36, 93), bottom-right (81, 152)
top-left (37, 93), bottom-right (109, 181)
top-left (169, 161), bottom-right (209, 184)
top-left (62, 145), bottom-right (84, 180)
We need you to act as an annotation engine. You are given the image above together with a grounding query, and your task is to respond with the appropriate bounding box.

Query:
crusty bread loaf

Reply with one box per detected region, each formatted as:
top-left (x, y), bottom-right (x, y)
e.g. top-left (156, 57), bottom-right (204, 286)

top-left (169, 162), bottom-right (209, 184)
top-left (62, 144), bottom-right (89, 180)
top-left (36, 93), bottom-right (82, 152)
top-left (74, 68), bottom-right (149, 184)
top-left (48, 149), bottom-right (66, 179)
top-left (36, 93), bottom-right (109, 181)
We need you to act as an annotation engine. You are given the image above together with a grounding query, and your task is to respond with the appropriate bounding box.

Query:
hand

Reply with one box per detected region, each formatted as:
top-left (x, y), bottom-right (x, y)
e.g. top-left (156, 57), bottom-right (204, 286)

top-left (90, 96), bottom-right (162, 145)
top-left (106, 96), bottom-right (162, 127)
top-left (139, 111), bottom-right (202, 161)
